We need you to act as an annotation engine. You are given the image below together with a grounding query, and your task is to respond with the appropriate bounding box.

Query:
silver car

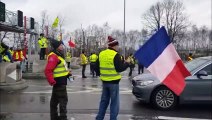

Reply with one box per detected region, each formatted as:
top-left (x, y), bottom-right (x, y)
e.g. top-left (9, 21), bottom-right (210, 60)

top-left (132, 56), bottom-right (212, 110)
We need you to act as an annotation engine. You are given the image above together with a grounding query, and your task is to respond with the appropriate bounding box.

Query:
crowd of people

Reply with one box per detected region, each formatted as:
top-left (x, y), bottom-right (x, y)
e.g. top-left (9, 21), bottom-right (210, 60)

top-left (1, 33), bottom-right (194, 120)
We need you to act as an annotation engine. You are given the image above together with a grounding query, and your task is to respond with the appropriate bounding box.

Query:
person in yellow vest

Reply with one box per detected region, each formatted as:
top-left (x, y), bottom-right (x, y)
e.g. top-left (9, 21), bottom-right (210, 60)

top-left (38, 33), bottom-right (48, 60)
top-left (187, 53), bottom-right (193, 61)
top-left (95, 36), bottom-right (130, 120)
top-left (45, 39), bottom-right (71, 120)
top-left (127, 53), bottom-right (135, 77)
top-left (65, 49), bottom-right (72, 69)
top-left (0, 42), bottom-right (13, 63)
top-left (14, 50), bottom-right (25, 61)
top-left (89, 52), bottom-right (98, 77)
top-left (80, 50), bottom-right (88, 78)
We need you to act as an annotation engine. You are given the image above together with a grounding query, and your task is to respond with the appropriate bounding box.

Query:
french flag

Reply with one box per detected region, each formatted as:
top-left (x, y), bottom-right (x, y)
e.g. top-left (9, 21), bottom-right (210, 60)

top-left (134, 26), bottom-right (191, 96)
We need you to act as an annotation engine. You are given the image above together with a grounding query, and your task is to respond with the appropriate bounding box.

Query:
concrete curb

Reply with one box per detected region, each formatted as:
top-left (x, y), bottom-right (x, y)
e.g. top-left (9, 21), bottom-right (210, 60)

top-left (0, 79), bottom-right (28, 91)
top-left (22, 73), bottom-right (46, 79)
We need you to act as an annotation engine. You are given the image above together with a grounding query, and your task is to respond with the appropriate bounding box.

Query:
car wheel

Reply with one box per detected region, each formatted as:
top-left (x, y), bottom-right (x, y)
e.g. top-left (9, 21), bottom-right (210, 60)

top-left (151, 86), bottom-right (177, 110)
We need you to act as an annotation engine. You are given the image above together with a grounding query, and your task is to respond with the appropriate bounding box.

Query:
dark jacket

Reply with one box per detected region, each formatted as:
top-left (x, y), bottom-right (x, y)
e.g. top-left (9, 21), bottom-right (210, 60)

top-left (95, 47), bottom-right (129, 84)
top-left (0, 42), bottom-right (9, 54)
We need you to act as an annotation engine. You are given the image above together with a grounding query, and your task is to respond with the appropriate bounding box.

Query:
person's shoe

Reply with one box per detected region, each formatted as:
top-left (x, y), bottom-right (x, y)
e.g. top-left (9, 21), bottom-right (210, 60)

top-left (82, 76), bottom-right (87, 78)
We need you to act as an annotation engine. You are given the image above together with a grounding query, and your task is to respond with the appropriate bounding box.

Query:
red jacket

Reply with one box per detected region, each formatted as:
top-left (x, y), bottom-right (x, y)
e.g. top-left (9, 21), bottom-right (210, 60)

top-left (44, 54), bottom-right (60, 86)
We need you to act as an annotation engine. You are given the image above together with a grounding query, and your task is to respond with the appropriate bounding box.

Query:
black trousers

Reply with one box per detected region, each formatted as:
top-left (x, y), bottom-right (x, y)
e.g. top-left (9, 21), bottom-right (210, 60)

top-left (138, 64), bottom-right (144, 74)
top-left (50, 85), bottom-right (68, 120)
top-left (90, 62), bottom-right (96, 77)
top-left (82, 64), bottom-right (86, 77)
top-left (67, 62), bottom-right (70, 69)
top-left (129, 67), bottom-right (134, 76)
top-left (90, 63), bottom-right (92, 74)
top-left (40, 48), bottom-right (46, 60)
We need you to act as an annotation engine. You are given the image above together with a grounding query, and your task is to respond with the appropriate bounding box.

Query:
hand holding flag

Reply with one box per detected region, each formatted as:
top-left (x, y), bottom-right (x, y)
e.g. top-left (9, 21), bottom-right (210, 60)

top-left (134, 26), bottom-right (191, 96)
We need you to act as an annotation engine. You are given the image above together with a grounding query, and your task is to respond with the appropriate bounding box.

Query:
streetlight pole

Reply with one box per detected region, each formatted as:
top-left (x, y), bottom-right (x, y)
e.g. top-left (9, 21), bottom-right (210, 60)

top-left (81, 24), bottom-right (85, 51)
top-left (123, 0), bottom-right (126, 58)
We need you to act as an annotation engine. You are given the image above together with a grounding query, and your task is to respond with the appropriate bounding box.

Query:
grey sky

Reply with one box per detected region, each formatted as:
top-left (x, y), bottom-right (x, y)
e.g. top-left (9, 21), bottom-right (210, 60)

top-left (1, 0), bottom-right (211, 32)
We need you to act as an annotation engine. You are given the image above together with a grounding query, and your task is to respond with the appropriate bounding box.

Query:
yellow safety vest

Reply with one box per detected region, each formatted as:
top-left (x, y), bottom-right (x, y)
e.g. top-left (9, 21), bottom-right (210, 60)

top-left (9, 50), bottom-right (14, 56)
top-left (15, 51), bottom-right (24, 60)
top-left (48, 52), bottom-right (69, 78)
top-left (3, 55), bottom-right (10, 62)
top-left (65, 52), bottom-right (72, 62)
top-left (38, 37), bottom-right (48, 48)
top-left (89, 54), bottom-right (98, 62)
top-left (188, 56), bottom-right (193, 61)
top-left (128, 56), bottom-right (135, 64)
top-left (80, 53), bottom-right (88, 65)
top-left (99, 49), bottom-right (121, 81)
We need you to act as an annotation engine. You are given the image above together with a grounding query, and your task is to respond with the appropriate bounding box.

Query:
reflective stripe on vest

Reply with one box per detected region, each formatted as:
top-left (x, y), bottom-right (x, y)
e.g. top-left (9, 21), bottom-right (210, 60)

top-left (3, 55), bottom-right (10, 62)
top-left (99, 49), bottom-right (121, 81)
top-left (48, 52), bottom-right (69, 78)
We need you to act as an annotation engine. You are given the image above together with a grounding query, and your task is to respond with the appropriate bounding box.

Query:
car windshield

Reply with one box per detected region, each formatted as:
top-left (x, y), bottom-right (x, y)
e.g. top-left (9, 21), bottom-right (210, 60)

top-left (185, 58), bottom-right (208, 72)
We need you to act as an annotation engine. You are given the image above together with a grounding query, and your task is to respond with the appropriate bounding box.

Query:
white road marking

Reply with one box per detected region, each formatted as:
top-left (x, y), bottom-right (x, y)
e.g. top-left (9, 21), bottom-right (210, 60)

top-left (7, 70), bottom-right (16, 80)
top-left (22, 87), bottom-right (132, 94)
top-left (157, 116), bottom-right (211, 120)
top-left (70, 118), bottom-right (75, 120)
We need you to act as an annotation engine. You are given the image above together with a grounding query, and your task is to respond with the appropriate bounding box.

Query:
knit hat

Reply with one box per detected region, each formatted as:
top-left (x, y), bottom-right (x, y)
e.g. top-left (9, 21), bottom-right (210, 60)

top-left (51, 39), bottom-right (63, 49)
top-left (108, 36), bottom-right (119, 47)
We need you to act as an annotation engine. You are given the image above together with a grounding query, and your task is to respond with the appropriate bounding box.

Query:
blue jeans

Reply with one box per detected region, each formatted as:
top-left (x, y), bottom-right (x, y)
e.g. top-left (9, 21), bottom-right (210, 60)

top-left (96, 83), bottom-right (119, 120)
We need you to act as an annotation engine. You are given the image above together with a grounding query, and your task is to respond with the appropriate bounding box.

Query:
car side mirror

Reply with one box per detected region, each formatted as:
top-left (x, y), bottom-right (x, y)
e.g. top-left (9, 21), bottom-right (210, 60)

top-left (197, 70), bottom-right (208, 78)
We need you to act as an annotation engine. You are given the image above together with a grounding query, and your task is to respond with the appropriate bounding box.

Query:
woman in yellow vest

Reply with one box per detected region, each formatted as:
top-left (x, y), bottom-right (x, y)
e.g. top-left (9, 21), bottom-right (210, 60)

top-left (80, 50), bottom-right (88, 78)
top-left (45, 39), bottom-right (71, 120)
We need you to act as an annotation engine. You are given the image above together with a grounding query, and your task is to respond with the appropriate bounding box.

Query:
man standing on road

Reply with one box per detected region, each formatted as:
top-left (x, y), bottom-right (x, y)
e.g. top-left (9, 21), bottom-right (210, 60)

top-left (95, 36), bottom-right (130, 120)
top-left (45, 39), bottom-right (71, 120)
top-left (138, 61), bottom-right (144, 74)
top-left (127, 53), bottom-right (135, 77)
top-left (80, 50), bottom-right (88, 78)
top-left (38, 33), bottom-right (48, 60)
top-left (89, 52), bottom-right (98, 77)
top-left (65, 49), bottom-right (72, 69)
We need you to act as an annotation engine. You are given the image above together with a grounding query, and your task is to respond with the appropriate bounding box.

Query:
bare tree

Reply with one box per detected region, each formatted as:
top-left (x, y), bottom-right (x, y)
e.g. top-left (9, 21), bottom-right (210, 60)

top-left (142, 0), bottom-right (189, 43)
top-left (40, 10), bottom-right (48, 33)
top-left (163, 0), bottom-right (189, 42)
top-left (142, 2), bottom-right (163, 31)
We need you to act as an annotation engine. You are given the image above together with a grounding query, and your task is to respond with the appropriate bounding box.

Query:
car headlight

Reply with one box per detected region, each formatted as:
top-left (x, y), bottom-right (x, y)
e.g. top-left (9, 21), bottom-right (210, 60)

top-left (137, 80), bottom-right (154, 86)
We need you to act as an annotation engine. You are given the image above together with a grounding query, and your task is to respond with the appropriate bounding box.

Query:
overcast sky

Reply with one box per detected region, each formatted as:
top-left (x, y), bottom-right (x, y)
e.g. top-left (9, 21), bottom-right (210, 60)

top-left (1, 0), bottom-right (211, 32)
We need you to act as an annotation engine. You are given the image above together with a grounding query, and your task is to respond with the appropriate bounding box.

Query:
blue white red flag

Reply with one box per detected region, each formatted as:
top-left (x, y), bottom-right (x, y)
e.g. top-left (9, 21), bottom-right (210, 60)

top-left (134, 26), bottom-right (191, 96)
